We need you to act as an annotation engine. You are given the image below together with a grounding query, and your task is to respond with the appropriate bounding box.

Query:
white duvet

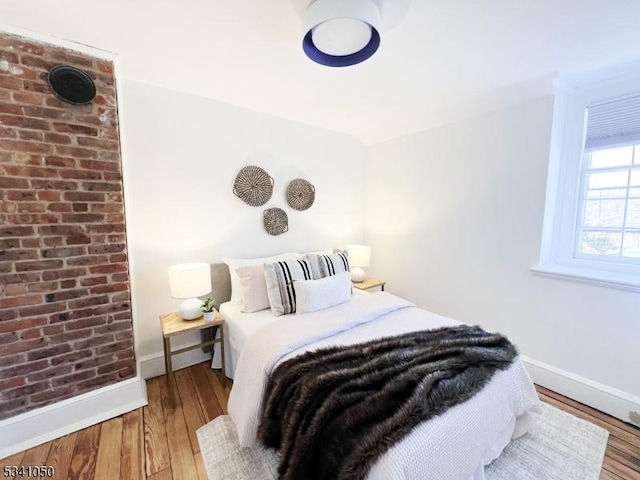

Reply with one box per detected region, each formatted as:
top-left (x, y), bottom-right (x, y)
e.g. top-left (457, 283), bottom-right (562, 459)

top-left (227, 292), bottom-right (541, 480)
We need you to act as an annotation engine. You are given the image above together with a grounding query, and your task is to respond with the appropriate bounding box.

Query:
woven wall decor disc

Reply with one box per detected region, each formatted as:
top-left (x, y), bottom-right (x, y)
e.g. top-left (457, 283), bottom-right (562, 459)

top-left (286, 178), bottom-right (315, 211)
top-left (263, 208), bottom-right (289, 236)
top-left (233, 165), bottom-right (274, 207)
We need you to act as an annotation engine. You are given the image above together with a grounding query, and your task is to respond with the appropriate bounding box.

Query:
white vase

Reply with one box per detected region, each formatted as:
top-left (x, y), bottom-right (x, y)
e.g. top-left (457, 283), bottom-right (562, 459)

top-left (203, 311), bottom-right (216, 322)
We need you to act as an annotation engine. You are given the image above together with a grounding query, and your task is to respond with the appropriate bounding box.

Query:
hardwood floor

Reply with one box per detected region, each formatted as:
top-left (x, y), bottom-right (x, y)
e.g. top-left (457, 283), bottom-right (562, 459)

top-left (1, 362), bottom-right (638, 479)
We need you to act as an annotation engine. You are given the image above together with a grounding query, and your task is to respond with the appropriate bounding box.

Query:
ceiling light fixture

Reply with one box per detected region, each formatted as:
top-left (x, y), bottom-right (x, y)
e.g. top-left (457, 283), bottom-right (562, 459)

top-left (302, 0), bottom-right (383, 67)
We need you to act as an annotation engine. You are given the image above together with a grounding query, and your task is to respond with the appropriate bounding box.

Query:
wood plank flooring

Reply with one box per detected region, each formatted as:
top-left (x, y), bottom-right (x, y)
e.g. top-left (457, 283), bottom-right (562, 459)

top-left (1, 362), bottom-right (638, 479)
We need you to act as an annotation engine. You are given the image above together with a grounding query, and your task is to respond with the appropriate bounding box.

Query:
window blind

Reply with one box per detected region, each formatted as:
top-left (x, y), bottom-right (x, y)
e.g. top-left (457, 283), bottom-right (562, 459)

top-left (585, 93), bottom-right (640, 151)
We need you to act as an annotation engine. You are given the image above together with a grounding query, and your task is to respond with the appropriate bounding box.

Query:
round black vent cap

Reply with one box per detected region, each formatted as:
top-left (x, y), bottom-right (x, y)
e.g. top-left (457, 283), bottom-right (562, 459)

top-left (47, 65), bottom-right (96, 105)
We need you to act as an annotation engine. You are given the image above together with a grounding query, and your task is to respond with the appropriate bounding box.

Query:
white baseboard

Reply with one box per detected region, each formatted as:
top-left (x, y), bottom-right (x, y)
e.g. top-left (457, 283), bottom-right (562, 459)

top-left (522, 355), bottom-right (640, 426)
top-left (138, 349), bottom-right (211, 380)
top-left (0, 376), bottom-right (147, 459)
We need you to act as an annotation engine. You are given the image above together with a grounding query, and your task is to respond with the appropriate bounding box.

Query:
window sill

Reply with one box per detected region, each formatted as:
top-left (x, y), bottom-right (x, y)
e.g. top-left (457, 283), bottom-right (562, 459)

top-left (530, 265), bottom-right (640, 293)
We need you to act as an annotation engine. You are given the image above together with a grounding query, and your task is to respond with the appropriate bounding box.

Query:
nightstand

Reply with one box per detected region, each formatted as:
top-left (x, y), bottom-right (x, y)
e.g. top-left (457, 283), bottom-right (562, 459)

top-left (159, 309), bottom-right (225, 406)
top-left (352, 277), bottom-right (386, 292)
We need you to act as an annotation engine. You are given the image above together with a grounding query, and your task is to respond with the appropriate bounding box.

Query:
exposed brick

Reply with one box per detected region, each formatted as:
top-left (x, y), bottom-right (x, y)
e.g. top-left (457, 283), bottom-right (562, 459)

top-left (79, 276), bottom-right (107, 287)
top-left (79, 159), bottom-right (119, 172)
top-left (59, 169), bottom-right (102, 180)
top-left (15, 259), bottom-right (63, 271)
top-left (89, 263), bottom-right (127, 274)
top-left (60, 279), bottom-right (76, 289)
top-left (41, 267), bottom-right (87, 280)
top-left (0, 177), bottom-right (30, 189)
top-left (43, 132), bottom-right (72, 144)
top-left (28, 281), bottom-right (60, 293)
top-left (0, 138), bottom-right (53, 154)
top-left (52, 122), bottom-right (97, 136)
top-left (0, 294), bottom-right (42, 309)
top-left (0, 35), bottom-right (133, 419)
top-left (1, 337), bottom-right (47, 356)
top-left (72, 203), bottom-right (88, 212)
top-left (37, 190), bottom-right (61, 202)
top-left (1, 382), bottom-right (45, 401)
top-left (90, 283), bottom-right (128, 295)
top-left (18, 129), bottom-right (44, 142)
top-left (44, 156), bottom-right (76, 168)
top-left (3, 165), bottom-right (58, 178)
top-left (47, 202), bottom-right (72, 213)
top-left (18, 302), bottom-right (66, 318)
top-left (54, 145), bottom-right (98, 159)
top-left (26, 343), bottom-right (71, 362)
top-left (29, 179), bottom-right (79, 191)
top-left (23, 106), bottom-right (74, 121)
top-left (12, 91), bottom-right (44, 105)
top-left (0, 377), bottom-right (26, 390)
top-left (63, 191), bottom-right (105, 202)
top-left (7, 190), bottom-right (36, 200)
top-left (43, 236), bottom-right (65, 247)
top-left (42, 246), bottom-right (87, 258)
top-left (49, 349), bottom-right (91, 366)
top-left (44, 288), bottom-right (88, 303)
top-left (82, 181), bottom-right (121, 192)
top-left (0, 126), bottom-right (17, 138)
top-left (26, 364), bottom-right (73, 383)
top-left (66, 295), bottom-right (110, 311)
top-left (66, 255), bottom-right (108, 267)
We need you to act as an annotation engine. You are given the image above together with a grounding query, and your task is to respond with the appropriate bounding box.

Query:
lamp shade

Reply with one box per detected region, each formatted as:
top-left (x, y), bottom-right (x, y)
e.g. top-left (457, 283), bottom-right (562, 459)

top-left (168, 263), bottom-right (211, 299)
top-left (302, 0), bottom-right (382, 67)
top-left (346, 245), bottom-right (371, 268)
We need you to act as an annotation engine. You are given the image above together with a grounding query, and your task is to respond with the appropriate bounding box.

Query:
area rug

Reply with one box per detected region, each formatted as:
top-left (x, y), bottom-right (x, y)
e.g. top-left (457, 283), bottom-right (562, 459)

top-left (197, 403), bottom-right (609, 480)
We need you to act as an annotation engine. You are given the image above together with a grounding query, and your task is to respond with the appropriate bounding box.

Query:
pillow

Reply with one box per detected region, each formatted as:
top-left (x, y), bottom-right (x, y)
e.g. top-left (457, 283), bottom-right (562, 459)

top-left (294, 272), bottom-right (352, 314)
top-left (304, 250), bottom-right (350, 279)
top-left (223, 252), bottom-right (301, 304)
top-left (236, 265), bottom-right (270, 313)
top-left (264, 259), bottom-right (313, 316)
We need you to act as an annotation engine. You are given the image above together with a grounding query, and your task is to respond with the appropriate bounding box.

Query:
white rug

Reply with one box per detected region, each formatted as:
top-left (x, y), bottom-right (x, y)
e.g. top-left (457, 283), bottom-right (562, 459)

top-left (197, 403), bottom-right (609, 480)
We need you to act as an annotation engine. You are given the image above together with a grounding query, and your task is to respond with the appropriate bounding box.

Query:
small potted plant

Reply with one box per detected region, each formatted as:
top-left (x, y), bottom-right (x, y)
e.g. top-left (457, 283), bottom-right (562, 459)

top-left (201, 298), bottom-right (216, 322)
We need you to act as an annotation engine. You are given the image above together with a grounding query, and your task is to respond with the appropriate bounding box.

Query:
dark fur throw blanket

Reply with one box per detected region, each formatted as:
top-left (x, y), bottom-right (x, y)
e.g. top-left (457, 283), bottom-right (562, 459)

top-left (257, 324), bottom-right (517, 480)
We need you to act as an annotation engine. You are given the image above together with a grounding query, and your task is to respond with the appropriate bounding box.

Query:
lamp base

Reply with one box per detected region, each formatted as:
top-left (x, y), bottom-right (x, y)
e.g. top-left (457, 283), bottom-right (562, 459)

top-left (178, 298), bottom-right (203, 320)
top-left (350, 267), bottom-right (366, 283)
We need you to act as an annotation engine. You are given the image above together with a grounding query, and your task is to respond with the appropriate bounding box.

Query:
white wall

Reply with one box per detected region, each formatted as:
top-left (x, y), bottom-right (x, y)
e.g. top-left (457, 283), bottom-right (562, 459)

top-left (364, 97), bottom-right (640, 409)
top-left (118, 79), bottom-right (365, 371)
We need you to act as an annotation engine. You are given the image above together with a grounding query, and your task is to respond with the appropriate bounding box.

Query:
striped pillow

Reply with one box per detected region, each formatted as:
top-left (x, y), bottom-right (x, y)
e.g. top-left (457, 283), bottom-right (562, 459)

top-left (264, 259), bottom-right (313, 316)
top-left (305, 251), bottom-right (350, 279)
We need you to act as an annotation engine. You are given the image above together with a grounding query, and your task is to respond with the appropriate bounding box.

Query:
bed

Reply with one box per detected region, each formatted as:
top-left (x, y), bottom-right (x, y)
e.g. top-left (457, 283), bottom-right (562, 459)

top-left (211, 253), bottom-right (541, 480)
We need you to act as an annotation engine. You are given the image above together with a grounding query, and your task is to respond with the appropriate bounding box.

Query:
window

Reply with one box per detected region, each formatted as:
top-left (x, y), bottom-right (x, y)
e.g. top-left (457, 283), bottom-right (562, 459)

top-left (534, 69), bottom-right (640, 292)
top-left (578, 145), bottom-right (640, 260)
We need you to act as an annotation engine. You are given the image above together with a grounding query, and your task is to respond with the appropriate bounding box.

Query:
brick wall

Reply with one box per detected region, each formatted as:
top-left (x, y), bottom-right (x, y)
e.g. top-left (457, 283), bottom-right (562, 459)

top-left (0, 33), bottom-right (135, 419)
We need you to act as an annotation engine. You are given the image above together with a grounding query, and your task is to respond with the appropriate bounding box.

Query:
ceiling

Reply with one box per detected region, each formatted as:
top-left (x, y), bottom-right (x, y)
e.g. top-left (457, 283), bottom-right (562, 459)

top-left (2, 0), bottom-right (640, 145)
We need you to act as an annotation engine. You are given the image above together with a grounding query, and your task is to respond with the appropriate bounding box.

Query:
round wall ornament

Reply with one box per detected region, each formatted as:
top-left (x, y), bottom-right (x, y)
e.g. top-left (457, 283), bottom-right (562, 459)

top-left (286, 178), bottom-right (315, 211)
top-left (47, 65), bottom-right (96, 105)
top-left (263, 208), bottom-right (289, 236)
top-left (233, 165), bottom-right (274, 207)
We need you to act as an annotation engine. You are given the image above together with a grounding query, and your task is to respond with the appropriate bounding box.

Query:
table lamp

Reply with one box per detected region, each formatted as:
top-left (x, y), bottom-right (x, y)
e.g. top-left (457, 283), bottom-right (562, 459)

top-left (346, 245), bottom-right (370, 283)
top-left (168, 263), bottom-right (212, 320)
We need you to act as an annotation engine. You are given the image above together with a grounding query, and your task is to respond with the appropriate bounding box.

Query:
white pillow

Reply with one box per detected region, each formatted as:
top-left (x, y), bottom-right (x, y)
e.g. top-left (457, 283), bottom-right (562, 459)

top-left (264, 259), bottom-right (314, 316)
top-left (236, 265), bottom-right (270, 313)
top-left (293, 272), bottom-right (352, 315)
top-left (223, 252), bottom-right (301, 304)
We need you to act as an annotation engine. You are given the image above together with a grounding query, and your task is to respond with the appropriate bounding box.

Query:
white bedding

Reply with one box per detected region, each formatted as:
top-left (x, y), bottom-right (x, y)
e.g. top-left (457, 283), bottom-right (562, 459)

top-left (217, 289), bottom-right (369, 378)
top-left (226, 292), bottom-right (541, 480)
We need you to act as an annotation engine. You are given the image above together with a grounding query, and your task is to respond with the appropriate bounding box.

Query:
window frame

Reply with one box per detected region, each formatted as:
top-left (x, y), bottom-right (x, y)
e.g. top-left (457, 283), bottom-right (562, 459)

top-left (533, 69), bottom-right (640, 292)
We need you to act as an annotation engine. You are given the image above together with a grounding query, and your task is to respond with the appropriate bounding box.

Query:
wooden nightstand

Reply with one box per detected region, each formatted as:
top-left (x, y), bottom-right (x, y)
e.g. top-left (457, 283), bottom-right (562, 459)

top-left (159, 309), bottom-right (225, 406)
top-left (352, 277), bottom-right (386, 291)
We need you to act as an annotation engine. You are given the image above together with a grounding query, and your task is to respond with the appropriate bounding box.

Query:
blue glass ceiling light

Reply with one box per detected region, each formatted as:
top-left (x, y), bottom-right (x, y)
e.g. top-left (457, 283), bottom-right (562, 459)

top-left (303, 0), bottom-right (382, 67)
